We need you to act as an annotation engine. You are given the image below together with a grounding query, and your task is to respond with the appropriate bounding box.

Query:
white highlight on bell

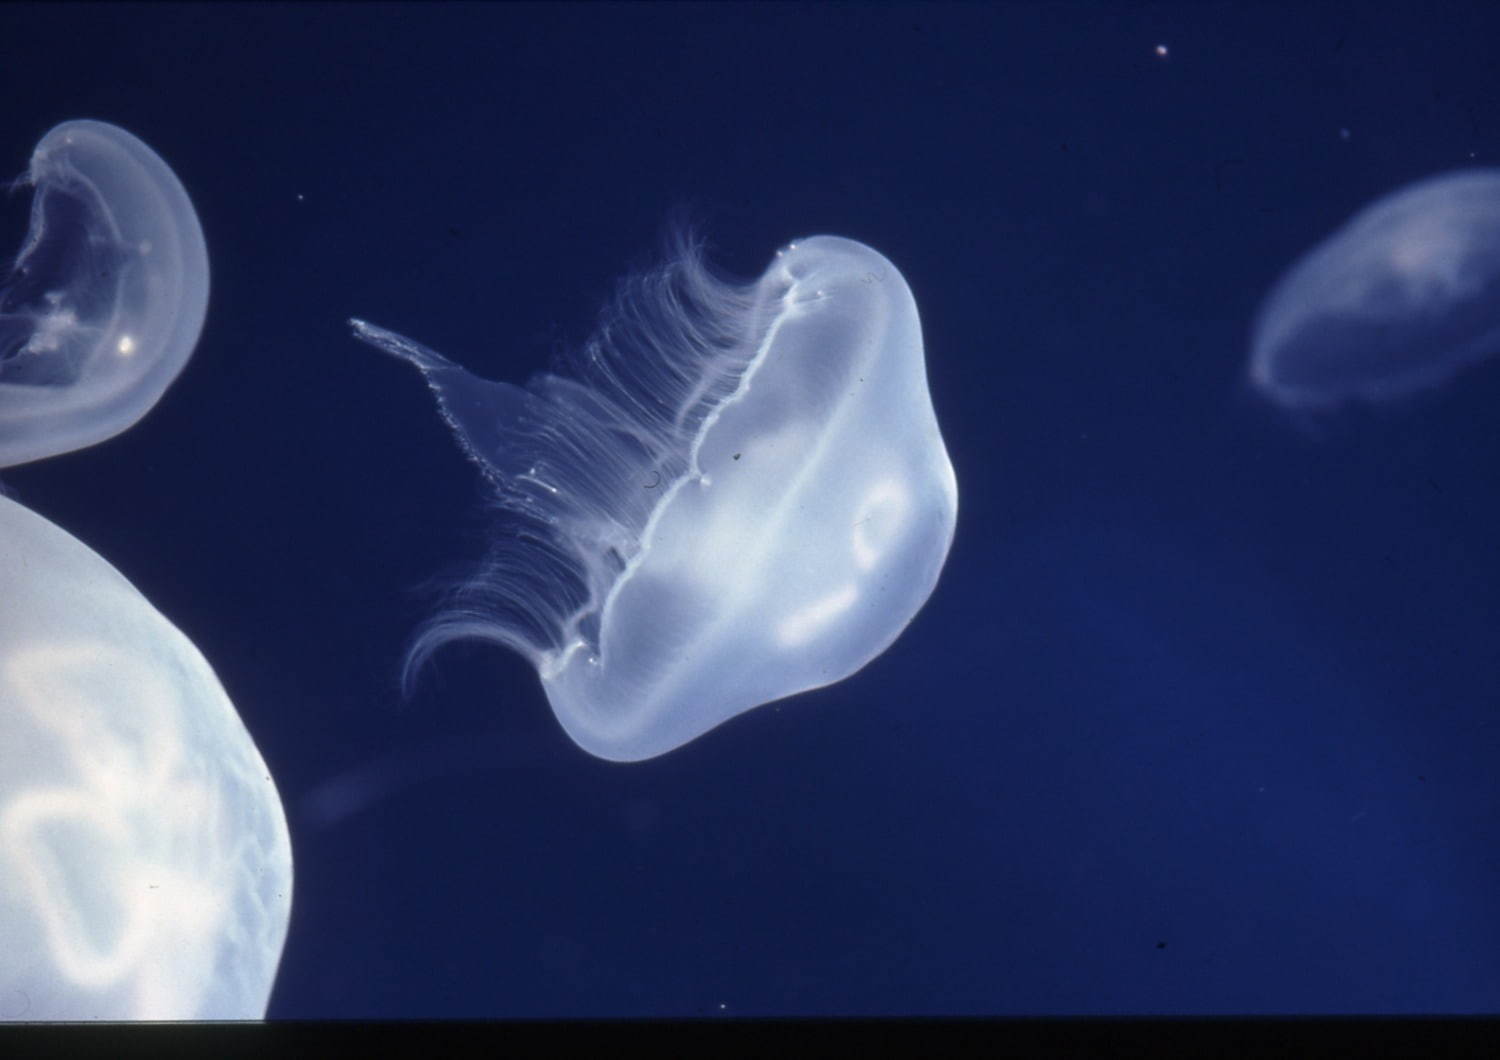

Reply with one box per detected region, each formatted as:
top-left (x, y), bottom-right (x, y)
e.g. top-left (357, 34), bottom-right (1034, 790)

top-left (776, 585), bottom-right (860, 650)
top-left (852, 478), bottom-right (910, 572)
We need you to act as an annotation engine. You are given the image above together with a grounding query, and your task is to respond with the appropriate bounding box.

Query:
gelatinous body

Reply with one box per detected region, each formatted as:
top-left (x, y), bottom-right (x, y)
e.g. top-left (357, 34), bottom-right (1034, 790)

top-left (0, 120), bottom-right (208, 466)
top-left (1249, 169), bottom-right (1500, 409)
top-left (353, 233), bottom-right (958, 761)
top-left (0, 122), bottom-right (289, 1020)
top-left (0, 494), bottom-right (292, 1020)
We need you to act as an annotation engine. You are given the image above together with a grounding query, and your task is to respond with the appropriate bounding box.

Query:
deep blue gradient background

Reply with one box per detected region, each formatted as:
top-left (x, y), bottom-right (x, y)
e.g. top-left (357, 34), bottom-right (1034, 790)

top-left (1, 2), bottom-right (1497, 1017)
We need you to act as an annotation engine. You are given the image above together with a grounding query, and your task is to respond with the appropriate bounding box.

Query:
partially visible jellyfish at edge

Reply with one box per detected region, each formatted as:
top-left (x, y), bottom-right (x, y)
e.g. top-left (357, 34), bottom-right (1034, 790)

top-left (352, 230), bottom-right (958, 762)
top-left (1248, 168), bottom-right (1500, 411)
top-left (0, 120), bottom-right (209, 466)
top-left (0, 495), bottom-right (292, 1021)
top-left (0, 121), bottom-right (291, 1021)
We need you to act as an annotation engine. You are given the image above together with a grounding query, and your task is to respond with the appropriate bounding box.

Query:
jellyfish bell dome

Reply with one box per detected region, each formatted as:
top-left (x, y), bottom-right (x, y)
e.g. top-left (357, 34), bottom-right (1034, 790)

top-left (1249, 169), bottom-right (1500, 410)
top-left (354, 232), bottom-right (958, 761)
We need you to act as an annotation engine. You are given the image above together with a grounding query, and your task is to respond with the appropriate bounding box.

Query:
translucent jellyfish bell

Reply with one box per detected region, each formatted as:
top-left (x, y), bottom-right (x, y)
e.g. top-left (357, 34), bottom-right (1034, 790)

top-left (0, 494), bottom-right (292, 1020)
top-left (0, 120), bottom-right (209, 466)
top-left (353, 233), bottom-right (958, 762)
top-left (1248, 169), bottom-right (1500, 409)
top-left (0, 122), bottom-right (290, 1020)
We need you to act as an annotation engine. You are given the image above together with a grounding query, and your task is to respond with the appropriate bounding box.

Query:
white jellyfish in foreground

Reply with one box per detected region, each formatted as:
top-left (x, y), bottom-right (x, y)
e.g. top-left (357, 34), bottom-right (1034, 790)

top-left (353, 232), bottom-right (958, 762)
top-left (1248, 169), bottom-right (1500, 409)
top-left (0, 121), bottom-right (291, 1020)
top-left (0, 495), bottom-right (292, 1021)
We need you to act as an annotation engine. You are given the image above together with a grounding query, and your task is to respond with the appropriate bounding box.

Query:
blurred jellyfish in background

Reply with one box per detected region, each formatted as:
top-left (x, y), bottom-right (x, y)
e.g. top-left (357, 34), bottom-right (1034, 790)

top-left (353, 231), bottom-right (957, 762)
top-left (1248, 169), bottom-right (1500, 410)
top-left (0, 121), bottom-right (291, 1020)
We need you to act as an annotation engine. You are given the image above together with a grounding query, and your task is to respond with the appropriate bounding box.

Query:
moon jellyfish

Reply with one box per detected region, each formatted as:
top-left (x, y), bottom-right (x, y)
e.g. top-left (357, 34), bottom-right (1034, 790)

top-left (0, 494), bottom-right (293, 1020)
top-left (0, 122), bottom-right (291, 1020)
top-left (352, 233), bottom-right (958, 762)
top-left (1249, 169), bottom-right (1500, 409)
top-left (0, 120), bottom-right (208, 467)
